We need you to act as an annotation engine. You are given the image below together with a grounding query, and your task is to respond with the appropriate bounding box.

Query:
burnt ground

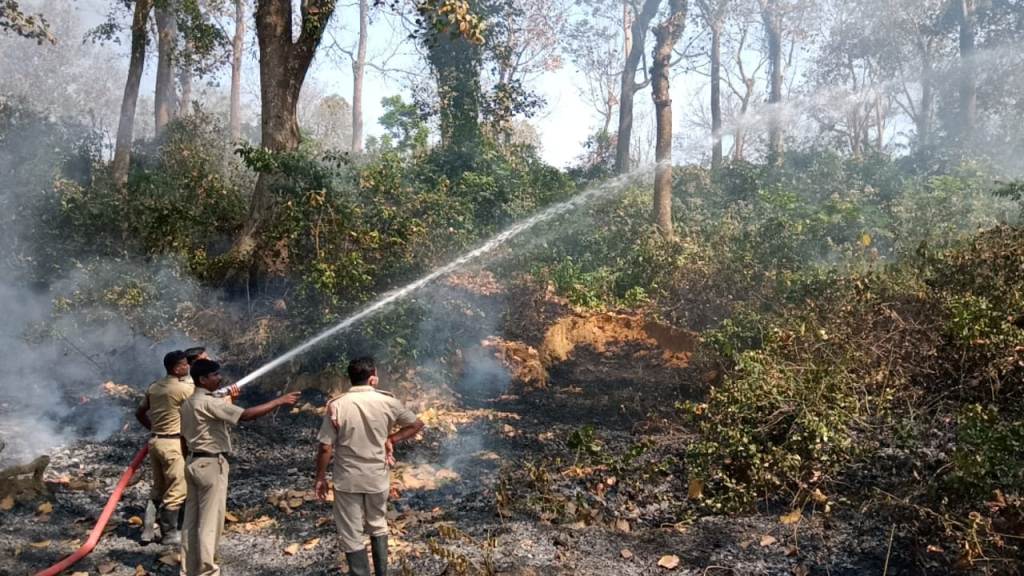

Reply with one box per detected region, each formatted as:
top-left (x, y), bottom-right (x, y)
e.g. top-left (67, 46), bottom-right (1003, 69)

top-left (2, 345), bottom-right (931, 576)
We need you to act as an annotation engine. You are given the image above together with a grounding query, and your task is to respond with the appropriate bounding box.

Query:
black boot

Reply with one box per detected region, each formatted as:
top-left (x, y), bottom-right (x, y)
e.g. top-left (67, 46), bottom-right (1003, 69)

top-left (370, 535), bottom-right (388, 576)
top-left (158, 506), bottom-right (181, 546)
top-left (346, 550), bottom-right (371, 576)
top-left (140, 499), bottom-right (158, 545)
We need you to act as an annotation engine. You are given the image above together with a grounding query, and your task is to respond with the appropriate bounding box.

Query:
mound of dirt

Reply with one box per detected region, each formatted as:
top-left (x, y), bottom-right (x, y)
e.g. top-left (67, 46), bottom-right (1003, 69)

top-left (502, 278), bottom-right (573, 347)
top-left (540, 313), bottom-right (697, 368)
top-left (448, 313), bottom-right (697, 396)
top-left (481, 337), bottom-right (548, 390)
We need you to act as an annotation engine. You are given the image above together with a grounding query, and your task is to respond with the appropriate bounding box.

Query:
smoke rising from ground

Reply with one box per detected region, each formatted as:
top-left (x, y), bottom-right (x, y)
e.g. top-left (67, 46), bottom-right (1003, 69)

top-left (0, 268), bottom-right (204, 466)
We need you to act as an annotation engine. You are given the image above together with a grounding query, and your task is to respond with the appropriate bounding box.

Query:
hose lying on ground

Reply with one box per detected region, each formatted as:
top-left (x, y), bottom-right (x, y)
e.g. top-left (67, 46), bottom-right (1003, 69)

top-left (36, 444), bottom-right (149, 576)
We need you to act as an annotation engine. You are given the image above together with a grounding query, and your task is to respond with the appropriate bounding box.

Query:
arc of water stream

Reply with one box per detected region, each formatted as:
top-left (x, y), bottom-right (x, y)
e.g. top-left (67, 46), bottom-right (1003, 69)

top-left (215, 166), bottom-right (654, 396)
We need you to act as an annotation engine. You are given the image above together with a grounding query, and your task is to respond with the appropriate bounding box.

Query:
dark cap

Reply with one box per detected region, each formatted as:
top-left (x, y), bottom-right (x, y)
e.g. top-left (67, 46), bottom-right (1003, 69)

top-left (190, 358), bottom-right (221, 381)
top-left (184, 346), bottom-right (206, 364)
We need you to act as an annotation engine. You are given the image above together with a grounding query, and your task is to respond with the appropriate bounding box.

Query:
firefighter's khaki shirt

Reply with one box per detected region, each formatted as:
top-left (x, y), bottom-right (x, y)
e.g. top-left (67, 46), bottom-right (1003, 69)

top-left (180, 387), bottom-right (245, 455)
top-left (146, 375), bottom-right (195, 435)
top-left (317, 385), bottom-right (418, 493)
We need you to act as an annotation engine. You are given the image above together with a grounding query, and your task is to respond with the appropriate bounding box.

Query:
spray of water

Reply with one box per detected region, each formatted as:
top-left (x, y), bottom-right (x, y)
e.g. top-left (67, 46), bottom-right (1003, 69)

top-left (217, 165), bottom-right (655, 395)
top-left (706, 80), bottom-right (900, 148)
top-left (705, 42), bottom-right (1024, 150)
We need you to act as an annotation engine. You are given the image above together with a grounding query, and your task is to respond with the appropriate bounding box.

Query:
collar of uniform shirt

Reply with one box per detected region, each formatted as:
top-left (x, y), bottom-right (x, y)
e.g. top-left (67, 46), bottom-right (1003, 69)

top-left (193, 387), bottom-right (213, 396)
top-left (348, 385), bottom-right (374, 393)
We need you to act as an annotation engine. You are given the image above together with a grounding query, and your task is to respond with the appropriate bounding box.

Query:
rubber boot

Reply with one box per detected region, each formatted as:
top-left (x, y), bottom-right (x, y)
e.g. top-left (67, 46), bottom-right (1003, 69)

top-left (370, 535), bottom-right (388, 576)
top-left (140, 499), bottom-right (158, 545)
top-left (159, 506), bottom-right (181, 546)
top-left (346, 550), bottom-right (371, 576)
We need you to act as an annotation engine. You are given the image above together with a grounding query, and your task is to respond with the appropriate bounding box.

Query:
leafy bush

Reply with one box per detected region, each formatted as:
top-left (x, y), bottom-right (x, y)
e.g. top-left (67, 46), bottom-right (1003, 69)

top-left (685, 349), bottom-right (869, 511)
top-left (50, 112), bottom-right (249, 273)
top-left (951, 404), bottom-right (1024, 497)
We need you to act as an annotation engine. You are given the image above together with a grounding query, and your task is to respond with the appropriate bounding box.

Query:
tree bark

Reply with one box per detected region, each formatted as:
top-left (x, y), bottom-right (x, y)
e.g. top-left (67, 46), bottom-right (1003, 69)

top-left (761, 0), bottom-right (783, 164)
top-left (614, 0), bottom-right (662, 174)
top-left (351, 0), bottom-right (368, 152)
top-left (154, 3), bottom-right (178, 136)
top-left (918, 51), bottom-right (933, 148)
top-left (874, 96), bottom-right (884, 152)
top-left (230, 0), bottom-right (245, 141)
top-left (710, 22), bottom-right (722, 170)
top-left (112, 0), bottom-right (153, 187)
top-left (429, 32), bottom-right (483, 150)
top-left (231, 0), bottom-right (335, 262)
top-left (651, 0), bottom-right (687, 239)
top-left (958, 0), bottom-right (976, 139)
top-left (178, 48), bottom-right (192, 116)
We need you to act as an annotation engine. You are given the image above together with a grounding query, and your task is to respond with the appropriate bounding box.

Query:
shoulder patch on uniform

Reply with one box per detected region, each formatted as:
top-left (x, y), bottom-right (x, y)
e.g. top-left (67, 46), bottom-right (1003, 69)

top-left (373, 389), bottom-right (395, 398)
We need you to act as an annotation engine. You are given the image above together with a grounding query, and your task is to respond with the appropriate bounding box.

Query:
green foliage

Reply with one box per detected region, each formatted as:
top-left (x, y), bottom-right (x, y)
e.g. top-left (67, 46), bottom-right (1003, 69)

top-left (54, 112), bottom-right (248, 271)
top-left (228, 127), bottom-right (573, 360)
top-left (993, 179), bottom-right (1024, 221)
top-left (702, 310), bottom-right (774, 361)
top-left (951, 405), bottom-right (1024, 497)
top-left (516, 186), bottom-right (682, 310)
top-left (944, 294), bottom-right (1010, 346)
top-left (567, 424), bottom-right (603, 456)
top-left (48, 258), bottom-right (201, 341)
top-left (687, 355), bottom-right (865, 510)
top-left (370, 96), bottom-right (429, 155)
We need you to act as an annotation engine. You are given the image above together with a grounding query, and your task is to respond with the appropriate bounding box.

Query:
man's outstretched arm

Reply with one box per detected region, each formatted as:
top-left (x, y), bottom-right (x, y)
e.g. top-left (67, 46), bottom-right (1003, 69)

top-left (239, 391), bottom-right (300, 421)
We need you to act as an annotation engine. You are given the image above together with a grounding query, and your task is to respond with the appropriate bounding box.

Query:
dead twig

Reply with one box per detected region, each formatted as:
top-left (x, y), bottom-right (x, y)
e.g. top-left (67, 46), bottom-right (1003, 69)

top-left (882, 524), bottom-right (895, 576)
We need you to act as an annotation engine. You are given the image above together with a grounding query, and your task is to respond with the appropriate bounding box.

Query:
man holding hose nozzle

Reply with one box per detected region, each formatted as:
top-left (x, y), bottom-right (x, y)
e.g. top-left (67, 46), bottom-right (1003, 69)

top-left (135, 350), bottom-right (194, 546)
top-left (180, 359), bottom-right (300, 576)
top-left (314, 356), bottom-right (425, 576)
top-left (136, 346), bottom-right (222, 547)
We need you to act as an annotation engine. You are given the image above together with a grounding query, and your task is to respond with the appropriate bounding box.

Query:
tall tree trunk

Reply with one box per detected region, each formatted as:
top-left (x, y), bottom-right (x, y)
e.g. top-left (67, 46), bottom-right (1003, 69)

top-left (429, 33), bottom-right (483, 151)
top-left (112, 0), bottom-right (153, 187)
top-left (154, 3), bottom-right (178, 136)
top-left (615, 0), bottom-right (662, 174)
top-left (958, 0), bottom-right (977, 139)
top-left (710, 21), bottom-right (722, 170)
top-left (651, 0), bottom-right (687, 239)
top-left (761, 0), bottom-right (783, 164)
top-left (734, 79), bottom-right (753, 161)
top-left (849, 111), bottom-right (862, 157)
top-left (178, 50), bottom-right (192, 116)
top-left (874, 97), bottom-right (884, 152)
top-left (230, 0), bottom-right (335, 263)
top-left (918, 51), bottom-right (933, 148)
top-left (230, 0), bottom-right (245, 141)
top-left (351, 0), bottom-right (368, 152)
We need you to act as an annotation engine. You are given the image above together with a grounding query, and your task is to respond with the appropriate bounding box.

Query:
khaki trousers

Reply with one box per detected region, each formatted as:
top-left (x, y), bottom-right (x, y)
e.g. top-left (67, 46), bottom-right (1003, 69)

top-left (149, 437), bottom-right (187, 510)
top-left (333, 491), bottom-right (388, 552)
top-left (182, 455), bottom-right (229, 576)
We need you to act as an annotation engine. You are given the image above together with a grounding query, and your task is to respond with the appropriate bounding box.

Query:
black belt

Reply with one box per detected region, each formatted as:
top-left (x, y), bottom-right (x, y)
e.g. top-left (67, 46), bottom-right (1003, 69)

top-left (191, 452), bottom-right (225, 459)
top-left (153, 433), bottom-right (181, 439)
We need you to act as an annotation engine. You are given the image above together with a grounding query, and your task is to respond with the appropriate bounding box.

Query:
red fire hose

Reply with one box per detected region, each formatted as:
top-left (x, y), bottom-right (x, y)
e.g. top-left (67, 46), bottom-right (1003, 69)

top-left (36, 444), bottom-right (150, 576)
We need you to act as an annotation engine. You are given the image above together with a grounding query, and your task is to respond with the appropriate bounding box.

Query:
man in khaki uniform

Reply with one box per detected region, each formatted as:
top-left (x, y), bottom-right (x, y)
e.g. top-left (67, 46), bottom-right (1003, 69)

top-left (314, 356), bottom-right (425, 576)
top-left (180, 359), bottom-right (300, 576)
top-left (135, 350), bottom-right (194, 546)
